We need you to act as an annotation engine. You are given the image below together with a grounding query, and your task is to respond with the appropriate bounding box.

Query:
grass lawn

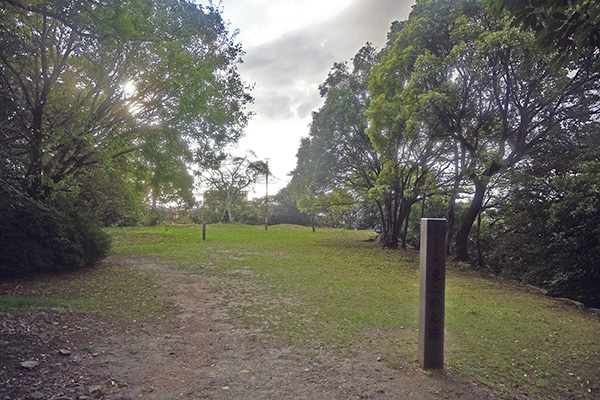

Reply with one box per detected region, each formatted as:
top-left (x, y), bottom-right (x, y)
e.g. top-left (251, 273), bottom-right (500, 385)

top-left (3, 223), bottom-right (598, 399)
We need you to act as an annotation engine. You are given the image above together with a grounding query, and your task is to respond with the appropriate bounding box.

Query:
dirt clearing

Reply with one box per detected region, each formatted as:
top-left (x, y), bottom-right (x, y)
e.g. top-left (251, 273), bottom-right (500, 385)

top-left (1, 255), bottom-right (497, 399)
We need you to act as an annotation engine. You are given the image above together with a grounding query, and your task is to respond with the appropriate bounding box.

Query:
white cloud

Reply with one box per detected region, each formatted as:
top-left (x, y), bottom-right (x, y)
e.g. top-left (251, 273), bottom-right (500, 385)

top-left (220, 0), bottom-right (415, 195)
top-left (223, 0), bottom-right (354, 47)
top-left (237, 0), bottom-right (414, 122)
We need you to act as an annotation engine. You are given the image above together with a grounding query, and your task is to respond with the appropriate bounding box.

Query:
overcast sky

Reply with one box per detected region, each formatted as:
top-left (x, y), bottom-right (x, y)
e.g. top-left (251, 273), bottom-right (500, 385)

top-left (217, 0), bottom-right (415, 196)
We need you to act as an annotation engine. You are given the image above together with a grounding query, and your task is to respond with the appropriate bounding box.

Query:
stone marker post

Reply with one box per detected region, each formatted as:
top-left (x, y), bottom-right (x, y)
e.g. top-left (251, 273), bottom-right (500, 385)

top-left (418, 218), bottom-right (447, 369)
top-left (202, 223), bottom-right (206, 241)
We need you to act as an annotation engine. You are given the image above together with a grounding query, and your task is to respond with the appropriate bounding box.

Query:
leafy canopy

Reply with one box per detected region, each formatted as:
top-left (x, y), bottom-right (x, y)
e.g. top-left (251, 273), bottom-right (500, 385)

top-left (0, 0), bottom-right (252, 206)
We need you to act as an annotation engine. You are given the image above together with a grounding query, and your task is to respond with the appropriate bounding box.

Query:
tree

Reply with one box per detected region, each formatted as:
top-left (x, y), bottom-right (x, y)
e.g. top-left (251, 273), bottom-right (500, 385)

top-left (292, 44), bottom-right (389, 237)
top-left (0, 0), bottom-right (252, 274)
top-left (446, 5), bottom-right (598, 260)
top-left (297, 188), bottom-right (355, 232)
top-left (367, 6), bottom-right (462, 249)
top-left (265, 184), bottom-right (311, 226)
top-left (486, 0), bottom-right (600, 67)
top-left (0, 0), bottom-right (252, 201)
top-left (293, 44), bottom-right (381, 192)
top-left (487, 126), bottom-right (600, 306)
top-left (200, 154), bottom-right (267, 223)
top-left (371, 0), bottom-right (600, 259)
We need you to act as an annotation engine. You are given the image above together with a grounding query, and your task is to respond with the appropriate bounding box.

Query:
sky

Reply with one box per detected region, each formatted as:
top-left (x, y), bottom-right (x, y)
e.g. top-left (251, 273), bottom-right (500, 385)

top-left (217, 0), bottom-right (415, 197)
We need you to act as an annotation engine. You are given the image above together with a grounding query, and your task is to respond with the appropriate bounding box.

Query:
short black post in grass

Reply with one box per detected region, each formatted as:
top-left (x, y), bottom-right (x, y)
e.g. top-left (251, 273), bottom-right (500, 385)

top-left (418, 218), bottom-right (447, 369)
top-left (202, 223), bottom-right (206, 241)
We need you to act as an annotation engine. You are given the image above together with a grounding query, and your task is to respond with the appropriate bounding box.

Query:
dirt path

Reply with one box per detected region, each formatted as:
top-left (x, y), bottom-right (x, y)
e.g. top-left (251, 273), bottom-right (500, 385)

top-left (79, 255), bottom-right (496, 400)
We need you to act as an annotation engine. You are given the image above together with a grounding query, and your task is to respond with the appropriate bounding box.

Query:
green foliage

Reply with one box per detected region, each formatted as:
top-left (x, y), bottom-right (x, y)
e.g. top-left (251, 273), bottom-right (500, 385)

top-left (266, 185), bottom-right (311, 226)
top-left (0, 0), bottom-right (252, 274)
top-left (289, 0), bottom-right (600, 306)
top-left (0, 0), bottom-right (251, 204)
top-left (293, 41), bottom-right (436, 246)
top-left (486, 0), bottom-right (600, 67)
top-left (77, 165), bottom-right (148, 227)
top-left (292, 44), bottom-right (379, 210)
top-left (297, 188), bottom-right (357, 230)
top-left (0, 194), bottom-right (111, 276)
top-left (200, 154), bottom-right (266, 223)
top-left (487, 138), bottom-right (600, 307)
top-left (369, 0), bottom-right (600, 259)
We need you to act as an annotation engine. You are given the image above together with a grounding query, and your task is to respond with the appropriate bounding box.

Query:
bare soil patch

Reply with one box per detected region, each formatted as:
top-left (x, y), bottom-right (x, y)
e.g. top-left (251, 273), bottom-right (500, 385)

top-left (1, 255), bottom-right (498, 399)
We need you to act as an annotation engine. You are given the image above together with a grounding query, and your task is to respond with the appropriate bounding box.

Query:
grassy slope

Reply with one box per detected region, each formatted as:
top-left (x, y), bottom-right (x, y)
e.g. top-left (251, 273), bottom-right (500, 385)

top-left (109, 224), bottom-right (599, 399)
top-left (3, 224), bottom-right (598, 399)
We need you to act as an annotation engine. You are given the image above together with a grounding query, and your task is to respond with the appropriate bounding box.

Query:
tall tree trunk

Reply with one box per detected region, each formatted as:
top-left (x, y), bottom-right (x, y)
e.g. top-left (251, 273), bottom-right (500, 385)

top-left (476, 211), bottom-right (485, 268)
top-left (222, 192), bottom-right (234, 223)
top-left (454, 179), bottom-right (486, 261)
top-left (454, 158), bottom-right (502, 261)
top-left (375, 200), bottom-right (386, 242)
top-left (389, 218), bottom-right (400, 249)
top-left (447, 142), bottom-right (467, 255)
top-left (378, 198), bottom-right (393, 248)
top-left (27, 103), bottom-right (45, 197)
top-left (388, 195), bottom-right (401, 250)
top-left (401, 210), bottom-right (410, 249)
top-left (399, 199), bottom-right (412, 249)
top-left (27, 17), bottom-right (52, 198)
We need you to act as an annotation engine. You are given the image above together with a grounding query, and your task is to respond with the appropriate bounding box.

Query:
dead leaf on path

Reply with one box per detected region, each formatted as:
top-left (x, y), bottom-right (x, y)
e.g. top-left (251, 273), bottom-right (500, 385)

top-left (240, 369), bottom-right (250, 373)
top-left (20, 361), bottom-right (39, 369)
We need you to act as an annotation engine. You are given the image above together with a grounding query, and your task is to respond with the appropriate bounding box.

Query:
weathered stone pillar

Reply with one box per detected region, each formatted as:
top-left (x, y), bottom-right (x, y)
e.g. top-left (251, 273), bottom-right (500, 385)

top-left (418, 218), bottom-right (447, 369)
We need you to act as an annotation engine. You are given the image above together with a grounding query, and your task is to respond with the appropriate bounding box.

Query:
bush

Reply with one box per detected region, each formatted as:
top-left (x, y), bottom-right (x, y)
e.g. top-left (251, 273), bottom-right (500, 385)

top-left (0, 194), bottom-right (111, 276)
top-left (487, 159), bottom-right (600, 308)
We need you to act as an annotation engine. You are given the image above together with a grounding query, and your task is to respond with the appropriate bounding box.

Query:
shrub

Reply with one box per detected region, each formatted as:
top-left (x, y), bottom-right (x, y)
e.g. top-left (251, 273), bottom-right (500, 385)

top-left (487, 160), bottom-right (600, 308)
top-left (0, 194), bottom-right (111, 276)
